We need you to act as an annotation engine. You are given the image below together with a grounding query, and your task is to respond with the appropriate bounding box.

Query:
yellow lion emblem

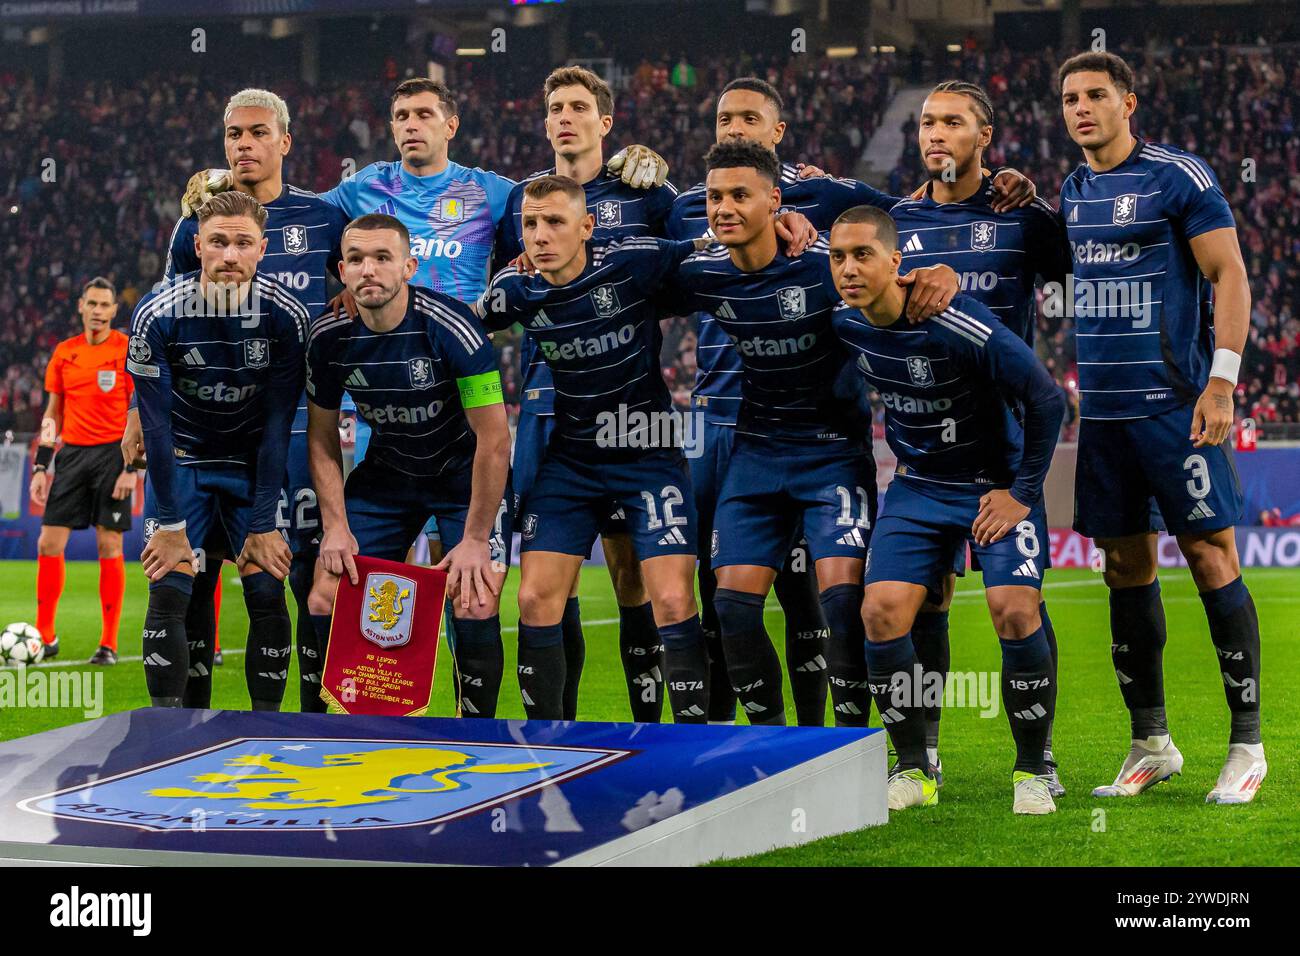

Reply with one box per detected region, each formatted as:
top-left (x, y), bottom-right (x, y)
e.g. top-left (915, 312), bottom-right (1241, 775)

top-left (147, 748), bottom-right (553, 809)
top-left (368, 579), bottom-right (410, 631)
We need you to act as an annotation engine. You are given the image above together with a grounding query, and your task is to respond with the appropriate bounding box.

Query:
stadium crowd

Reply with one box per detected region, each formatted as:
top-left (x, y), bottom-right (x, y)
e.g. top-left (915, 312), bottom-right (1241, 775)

top-left (1, 40), bottom-right (1297, 430)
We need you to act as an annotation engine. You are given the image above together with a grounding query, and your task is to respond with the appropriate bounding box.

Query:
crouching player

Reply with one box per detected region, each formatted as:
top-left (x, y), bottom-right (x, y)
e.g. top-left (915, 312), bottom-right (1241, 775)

top-left (828, 206), bottom-right (1066, 813)
top-left (128, 192), bottom-right (308, 709)
top-left (305, 214), bottom-right (511, 716)
top-left (478, 175), bottom-right (713, 722)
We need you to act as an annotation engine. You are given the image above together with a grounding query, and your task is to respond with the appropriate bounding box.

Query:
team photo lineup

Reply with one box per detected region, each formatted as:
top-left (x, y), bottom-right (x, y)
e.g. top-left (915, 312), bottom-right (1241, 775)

top-left (2, 0), bottom-right (1295, 883)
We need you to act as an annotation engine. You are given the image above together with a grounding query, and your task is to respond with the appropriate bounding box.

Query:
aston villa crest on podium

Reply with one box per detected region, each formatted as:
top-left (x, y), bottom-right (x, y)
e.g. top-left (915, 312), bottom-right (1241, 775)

top-left (320, 556), bottom-right (447, 716)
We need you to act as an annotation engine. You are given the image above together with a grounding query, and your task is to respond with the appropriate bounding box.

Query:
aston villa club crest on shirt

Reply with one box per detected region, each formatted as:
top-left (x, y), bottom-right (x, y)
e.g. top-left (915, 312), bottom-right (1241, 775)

top-left (907, 355), bottom-right (935, 387)
top-left (244, 338), bottom-right (269, 369)
top-left (596, 200), bottom-right (622, 227)
top-left (1113, 193), bottom-right (1138, 226)
top-left (97, 370), bottom-right (117, 393)
top-left (591, 284), bottom-right (620, 317)
top-left (284, 224), bottom-right (308, 254)
top-left (361, 571), bottom-right (417, 649)
top-left (437, 197), bottom-right (465, 223)
top-left (777, 286), bottom-right (806, 320)
top-left (408, 357), bottom-right (434, 389)
top-left (971, 221), bottom-right (996, 251)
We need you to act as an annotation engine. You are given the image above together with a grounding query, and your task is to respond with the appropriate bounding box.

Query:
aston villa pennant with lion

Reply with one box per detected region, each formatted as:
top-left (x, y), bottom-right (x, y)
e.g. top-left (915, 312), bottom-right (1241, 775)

top-left (320, 556), bottom-right (447, 717)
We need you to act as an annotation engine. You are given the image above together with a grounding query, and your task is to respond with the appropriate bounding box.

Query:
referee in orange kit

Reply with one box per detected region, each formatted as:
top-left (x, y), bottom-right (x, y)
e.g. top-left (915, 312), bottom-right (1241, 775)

top-left (30, 277), bottom-right (136, 665)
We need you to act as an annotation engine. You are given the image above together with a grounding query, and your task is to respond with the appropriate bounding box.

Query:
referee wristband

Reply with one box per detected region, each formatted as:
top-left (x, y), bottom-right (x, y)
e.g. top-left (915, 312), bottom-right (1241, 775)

top-left (34, 444), bottom-right (54, 470)
top-left (1209, 348), bottom-right (1241, 385)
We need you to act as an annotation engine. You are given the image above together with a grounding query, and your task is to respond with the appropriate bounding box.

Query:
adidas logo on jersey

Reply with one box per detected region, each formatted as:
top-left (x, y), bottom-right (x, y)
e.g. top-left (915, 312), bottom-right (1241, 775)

top-left (902, 234), bottom-right (924, 253)
top-left (715, 301), bottom-right (738, 320)
top-left (658, 527), bottom-right (688, 547)
top-left (1012, 560), bottom-right (1040, 580)
top-left (835, 527), bottom-right (867, 548)
top-left (344, 369), bottom-right (370, 389)
top-left (532, 309), bottom-right (553, 327)
top-left (181, 347), bottom-right (205, 366)
top-left (1187, 500), bottom-right (1217, 522)
top-left (1068, 204), bottom-right (1079, 223)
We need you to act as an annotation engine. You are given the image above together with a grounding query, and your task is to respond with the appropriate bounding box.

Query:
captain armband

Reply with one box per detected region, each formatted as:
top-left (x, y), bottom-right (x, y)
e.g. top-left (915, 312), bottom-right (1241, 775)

top-left (457, 371), bottom-right (504, 409)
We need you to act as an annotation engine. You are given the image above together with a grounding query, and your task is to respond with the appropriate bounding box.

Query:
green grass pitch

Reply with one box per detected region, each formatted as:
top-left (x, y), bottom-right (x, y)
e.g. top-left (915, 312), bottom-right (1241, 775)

top-left (1, 559), bottom-right (1296, 866)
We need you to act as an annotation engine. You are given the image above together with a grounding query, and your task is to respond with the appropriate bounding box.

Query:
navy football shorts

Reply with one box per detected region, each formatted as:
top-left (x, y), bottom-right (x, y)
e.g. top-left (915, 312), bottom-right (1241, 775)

top-left (344, 458), bottom-right (511, 567)
top-left (513, 407), bottom-right (628, 536)
top-left (866, 476), bottom-right (1048, 594)
top-left (712, 434), bottom-right (875, 571)
top-left (519, 444), bottom-right (696, 561)
top-left (278, 431), bottom-right (321, 556)
top-left (143, 461), bottom-right (257, 572)
top-left (1074, 403), bottom-right (1244, 540)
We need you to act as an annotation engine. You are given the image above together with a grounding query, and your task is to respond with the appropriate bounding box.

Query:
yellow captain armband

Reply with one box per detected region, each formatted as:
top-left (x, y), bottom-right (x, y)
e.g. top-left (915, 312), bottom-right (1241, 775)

top-left (457, 371), bottom-right (504, 409)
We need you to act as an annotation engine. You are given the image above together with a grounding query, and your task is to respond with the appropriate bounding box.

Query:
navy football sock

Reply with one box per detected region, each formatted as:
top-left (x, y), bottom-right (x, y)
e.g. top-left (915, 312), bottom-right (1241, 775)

top-left (181, 565), bottom-right (219, 709)
top-left (1109, 580), bottom-right (1168, 738)
top-left (659, 614), bottom-right (711, 723)
top-left (775, 567), bottom-right (829, 726)
top-left (1040, 600), bottom-right (1057, 754)
top-left (714, 588), bottom-right (785, 725)
top-left (820, 583), bottom-right (871, 728)
top-left (289, 553), bottom-right (325, 713)
top-left (1200, 577), bottom-right (1262, 745)
top-left (561, 597), bottom-right (586, 720)
top-left (452, 615), bottom-right (504, 718)
top-left (1001, 627), bottom-right (1056, 775)
top-left (518, 622), bottom-right (565, 720)
top-left (242, 571), bottom-right (291, 710)
top-left (865, 633), bottom-right (927, 770)
top-left (618, 601), bottom-right (664, 722)
top-left (698, 558), bottom-right (737, 722)
top-left (309, 614), bottom-right (332, 710)
top-left (144, 572), bottom-right (193, 705)
top-left (912, 609), bottom-right (950, 749)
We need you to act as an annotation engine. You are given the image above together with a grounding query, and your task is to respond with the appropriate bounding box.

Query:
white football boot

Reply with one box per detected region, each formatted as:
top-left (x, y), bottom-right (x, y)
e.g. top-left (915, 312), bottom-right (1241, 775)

top-left (1013, 771), bottom-right (1058, 815)
top-left (1206, 742), bottom-right (1267, 805)
top-left (1092, 734), bottom-right (1184, 797)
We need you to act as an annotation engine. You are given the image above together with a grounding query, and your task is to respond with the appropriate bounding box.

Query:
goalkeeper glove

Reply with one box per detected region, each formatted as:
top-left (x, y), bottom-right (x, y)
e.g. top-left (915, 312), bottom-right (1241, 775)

top-left (607, 145), bottom-right (669, 190)
top-left (180, 168), bottom-right (233, 218)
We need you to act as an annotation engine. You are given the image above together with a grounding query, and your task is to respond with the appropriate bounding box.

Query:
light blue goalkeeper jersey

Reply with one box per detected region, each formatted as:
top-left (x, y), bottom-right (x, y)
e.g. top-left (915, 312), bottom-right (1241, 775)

top-left (321, 159), bottom-right (515, 303)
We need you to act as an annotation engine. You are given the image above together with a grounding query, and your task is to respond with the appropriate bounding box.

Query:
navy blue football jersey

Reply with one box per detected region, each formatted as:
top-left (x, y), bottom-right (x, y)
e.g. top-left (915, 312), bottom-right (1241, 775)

top-left (890, 177), bottom-right (1069, 344)
top-left (481, 237), bottom-right (697, 458)
top-left (832, 294), bottom-right (1064, 504)
top-left (306, 286), bottom-right (497, 479)
top-left (667, 163), bottom-right (900, 426)
top-left (496, 168), bottom-right (678, 418)
top-left (127, 273), bottom-right (310, 532)
top-left (165, 183), bottom-right (349, 433)
top-left (664, 237), bottom-right (854, 445)
top-left (1060, 139), bottom-right (1236, 420)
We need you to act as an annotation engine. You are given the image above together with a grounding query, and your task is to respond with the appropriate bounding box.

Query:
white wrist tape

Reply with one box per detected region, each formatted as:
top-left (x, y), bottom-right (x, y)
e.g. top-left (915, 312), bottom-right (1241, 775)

top-left (157, 520), bottom-right (187, 532)
top-left (1209, 348), bottom-right (1241, 385)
